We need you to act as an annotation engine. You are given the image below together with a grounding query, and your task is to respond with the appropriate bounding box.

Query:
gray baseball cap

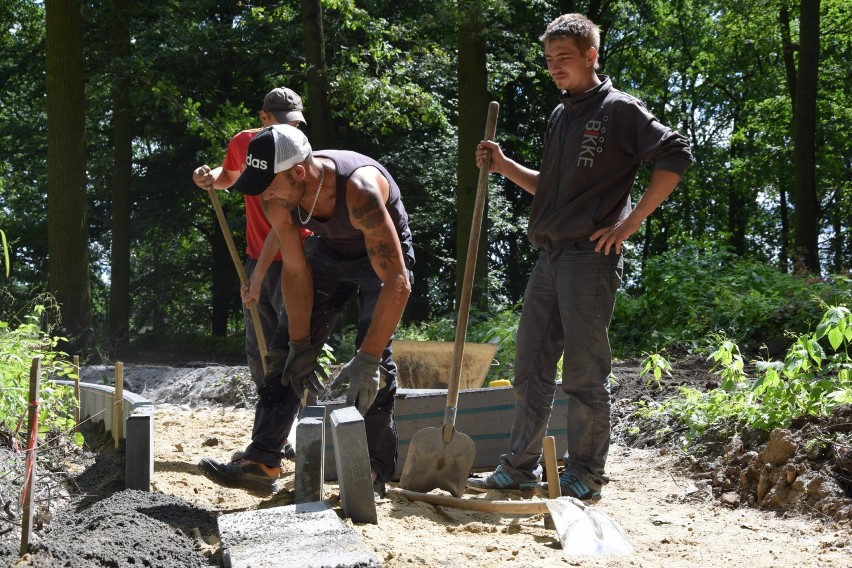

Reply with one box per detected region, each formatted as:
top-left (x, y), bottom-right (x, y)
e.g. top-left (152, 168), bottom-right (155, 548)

top-left (262, 87), bottom-right (306, 125)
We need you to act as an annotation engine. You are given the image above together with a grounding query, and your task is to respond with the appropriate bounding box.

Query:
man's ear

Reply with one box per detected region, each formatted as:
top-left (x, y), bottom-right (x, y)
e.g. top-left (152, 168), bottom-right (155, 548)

top-left (586, 46), bottom-right (598, 68)
top-left (289, 164), bottom-right (306, 181)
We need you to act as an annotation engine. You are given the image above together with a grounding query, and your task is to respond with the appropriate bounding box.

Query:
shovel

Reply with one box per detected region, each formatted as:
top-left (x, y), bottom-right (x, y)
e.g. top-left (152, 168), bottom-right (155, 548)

top-left (542, 437), bottom-right (633, 555)
top-left (546, 498), bottom-right (634, 556)
top-left (207, 188), bottom-right (268, 376)
top-left (399, 101), bottom-right (499, 498)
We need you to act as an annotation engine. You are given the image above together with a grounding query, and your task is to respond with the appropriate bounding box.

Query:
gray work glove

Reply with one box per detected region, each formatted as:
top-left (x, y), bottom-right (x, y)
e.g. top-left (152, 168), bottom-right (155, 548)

top-left (330, 351), bottom-right (382, 416)
top-left (285, 341), bottom-right (326, 399)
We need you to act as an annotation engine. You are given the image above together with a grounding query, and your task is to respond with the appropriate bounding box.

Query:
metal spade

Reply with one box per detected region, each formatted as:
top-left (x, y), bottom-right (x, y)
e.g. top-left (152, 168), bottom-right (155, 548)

top-left (399, 101), bottom-right (500, 497)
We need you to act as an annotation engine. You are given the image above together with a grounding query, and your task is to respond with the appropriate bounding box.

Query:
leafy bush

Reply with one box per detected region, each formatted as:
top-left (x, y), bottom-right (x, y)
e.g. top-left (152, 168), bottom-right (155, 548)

top-left (612, 242), bottom-right (852, 357)
top-left (1, 302), bottom-right (79, 440)
top-left (642, 305), bottom-right (852, 447)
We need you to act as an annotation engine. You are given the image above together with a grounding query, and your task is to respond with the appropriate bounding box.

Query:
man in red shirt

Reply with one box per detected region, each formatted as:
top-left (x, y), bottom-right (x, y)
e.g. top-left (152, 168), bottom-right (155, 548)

top-left (191, 87), bottom-right (308, 460)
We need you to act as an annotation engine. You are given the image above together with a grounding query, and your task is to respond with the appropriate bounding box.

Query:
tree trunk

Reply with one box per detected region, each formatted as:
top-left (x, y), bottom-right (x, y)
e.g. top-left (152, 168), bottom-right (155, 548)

top-left (791, 0), bottom-right (821, 273)
top-left (109, 0), bottom-right (132, 356)
top-left (457, 0), bottom-right (489, 313)
top-left (301, 0), bottom-right (333, 149)
top-left (778, 175), bottom-right (790, 272)
top-left (727, 114), bottom-right (747, 256)
top-left (46, 0), bottom-right (93, 353)
top-left (779, 5), bottom-right (797, 107)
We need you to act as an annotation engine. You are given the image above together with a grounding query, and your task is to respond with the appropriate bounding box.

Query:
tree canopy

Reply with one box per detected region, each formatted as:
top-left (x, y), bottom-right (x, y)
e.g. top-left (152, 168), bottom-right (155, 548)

top-left (0, 0), bottom-right (849, 357)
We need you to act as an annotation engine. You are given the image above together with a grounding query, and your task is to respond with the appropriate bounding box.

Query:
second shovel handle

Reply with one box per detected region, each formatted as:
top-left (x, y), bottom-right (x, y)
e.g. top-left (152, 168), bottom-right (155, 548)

top-left (543, 435), bottom-right (561, 499)
top-left (207, 188), bottom-right (268, 375)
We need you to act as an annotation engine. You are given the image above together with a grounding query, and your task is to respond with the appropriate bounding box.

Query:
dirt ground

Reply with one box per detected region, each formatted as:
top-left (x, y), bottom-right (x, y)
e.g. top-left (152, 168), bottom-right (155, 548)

top-left (2, 357), bottom-right (851, 567)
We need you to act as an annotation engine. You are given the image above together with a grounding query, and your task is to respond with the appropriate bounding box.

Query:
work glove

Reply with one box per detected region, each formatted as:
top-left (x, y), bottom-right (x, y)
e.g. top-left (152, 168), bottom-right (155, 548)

top-left (330, 351), bottom-right (382, 416)
top-left (284, 341), bottom-right (327, 399)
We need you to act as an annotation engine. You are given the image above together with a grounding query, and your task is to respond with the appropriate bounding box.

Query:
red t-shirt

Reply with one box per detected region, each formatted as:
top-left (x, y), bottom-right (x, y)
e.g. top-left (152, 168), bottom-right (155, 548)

top-left (223, 129), bottom-right (310, 260)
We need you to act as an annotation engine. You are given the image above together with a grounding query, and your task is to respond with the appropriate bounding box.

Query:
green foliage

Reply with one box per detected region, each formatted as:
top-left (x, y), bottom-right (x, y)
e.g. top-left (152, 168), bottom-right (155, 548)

top-left (612, 242), bottom-right (852, 357)
top-left (397, 315), bottom-right (457, 342)
top-left (707, 336), bottom-right (747, 391)
top-left (318, 342), bottom-right (336, 373)
top-left (645, 305), bottom-right (852, 448)
top-left (0, 302), bottom-right (80, 442)
top-left (639, 350), bottom-right (673, 388)
top-left (2, 0), bottom-right (851, 353)
top-left (469, 306), bottom-right (521, 383)
top-left (0, 229), bottom-right (8, 278)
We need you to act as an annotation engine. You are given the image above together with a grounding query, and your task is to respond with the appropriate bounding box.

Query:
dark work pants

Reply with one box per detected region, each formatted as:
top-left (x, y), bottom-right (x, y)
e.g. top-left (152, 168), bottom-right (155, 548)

top-left (499, 241), bottom-right (622, 487)
top-left (243, 237), bottom-right (399, 482)
top-left (243, 259), bottom-right (284, 386)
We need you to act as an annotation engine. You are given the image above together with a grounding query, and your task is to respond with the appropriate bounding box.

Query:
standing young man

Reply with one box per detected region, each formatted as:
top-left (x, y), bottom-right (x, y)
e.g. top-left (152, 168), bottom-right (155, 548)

top-left (191, 87), bottom-right (307, 458)
top-left (467, 13), bottom-right (693, 501)
top-left (198, 125), bottom-right (414, 495)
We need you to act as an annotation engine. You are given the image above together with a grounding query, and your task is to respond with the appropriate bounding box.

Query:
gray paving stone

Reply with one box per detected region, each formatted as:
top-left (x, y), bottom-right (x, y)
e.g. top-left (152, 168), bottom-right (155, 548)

top-left (125, 405), bottom-right (154, 491)
top-left (295, 406), bottom-right (325, 503)
top-left (218, 501), bottom-right (382, 568)
top-left (330, 407), bottom-right (377, 524)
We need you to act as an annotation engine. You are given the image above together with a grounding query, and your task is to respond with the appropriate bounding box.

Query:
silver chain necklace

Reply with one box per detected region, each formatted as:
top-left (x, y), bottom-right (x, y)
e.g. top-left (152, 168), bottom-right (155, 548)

top-left (297, 165), bottom-right (325, 225)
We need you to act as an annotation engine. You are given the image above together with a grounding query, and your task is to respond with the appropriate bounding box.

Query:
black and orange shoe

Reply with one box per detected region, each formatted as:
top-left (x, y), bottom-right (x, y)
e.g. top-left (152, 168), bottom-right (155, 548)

top-left (230, 443), bottom-right (295, 463)
top-left (197, 457), bottom-right (280, 492)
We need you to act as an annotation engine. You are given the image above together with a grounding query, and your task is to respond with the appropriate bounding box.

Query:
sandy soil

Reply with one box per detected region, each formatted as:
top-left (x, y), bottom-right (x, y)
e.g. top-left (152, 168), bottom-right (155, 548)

top-left (3, 361), bottom-right (851, 567)
top-left (152, 405), bottom-right (851, 568)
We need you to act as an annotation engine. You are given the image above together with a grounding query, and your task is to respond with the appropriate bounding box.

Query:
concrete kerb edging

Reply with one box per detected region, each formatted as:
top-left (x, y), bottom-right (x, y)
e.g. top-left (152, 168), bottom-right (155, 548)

top-left (54, 379), bottom-right (154, 491)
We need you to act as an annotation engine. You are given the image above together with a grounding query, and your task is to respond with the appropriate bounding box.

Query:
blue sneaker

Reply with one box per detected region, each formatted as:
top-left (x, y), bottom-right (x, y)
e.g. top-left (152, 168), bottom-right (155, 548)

top-left (466, 465), bottom-right (537, 494)
top-left (540, 470), bottom-right (602, 502)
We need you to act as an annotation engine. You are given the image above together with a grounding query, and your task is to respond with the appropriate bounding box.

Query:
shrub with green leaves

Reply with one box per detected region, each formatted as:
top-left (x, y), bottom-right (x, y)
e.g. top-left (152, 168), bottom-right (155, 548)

top-left (611, 242), bottom-right (852, 357)
top-left (1, 304), bottom-right (80, 440)
top-left (643, 305), bottom-right (852, 448)
top-left (639, 350), bottom-right (673, 388)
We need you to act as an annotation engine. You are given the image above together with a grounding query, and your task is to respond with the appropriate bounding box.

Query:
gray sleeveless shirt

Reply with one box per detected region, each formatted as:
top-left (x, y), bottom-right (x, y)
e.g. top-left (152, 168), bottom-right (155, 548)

top-left (291, 150), bottom-right (414, 267)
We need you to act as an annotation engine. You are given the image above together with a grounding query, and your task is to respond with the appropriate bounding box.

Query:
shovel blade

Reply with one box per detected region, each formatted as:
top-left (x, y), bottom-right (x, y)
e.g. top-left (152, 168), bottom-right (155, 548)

top-left (399, 426), bottom-right (476, 498)
top-left (546, 497), bottom-right (634, 556)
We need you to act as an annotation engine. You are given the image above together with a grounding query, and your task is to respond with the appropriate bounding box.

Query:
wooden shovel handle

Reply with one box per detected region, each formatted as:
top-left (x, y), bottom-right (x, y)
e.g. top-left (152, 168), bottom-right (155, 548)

top-left (447, 101), bottom-right (499, 417)
top-left (387, 487), bottom-right (548, 514)
top-left (207, 188), bottom-right (268, 375)
top-left (543, 436), bottom-right (561, 499)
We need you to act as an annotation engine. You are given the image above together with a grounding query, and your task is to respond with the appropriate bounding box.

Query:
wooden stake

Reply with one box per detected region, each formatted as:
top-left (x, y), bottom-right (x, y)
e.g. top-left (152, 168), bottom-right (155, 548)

top-left (113, 362), bottom-right (124, 448)
top-left (20, 356), bottom-right (42, 556)
top-left (543, 436), bottom-right (561, 498)
top-left (542, 435), bottom-right (561, 530)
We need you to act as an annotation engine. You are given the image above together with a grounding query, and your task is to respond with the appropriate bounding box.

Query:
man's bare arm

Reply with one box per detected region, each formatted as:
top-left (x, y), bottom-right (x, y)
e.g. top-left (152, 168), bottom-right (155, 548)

top-left (347, 168), bottom-right (411, 357)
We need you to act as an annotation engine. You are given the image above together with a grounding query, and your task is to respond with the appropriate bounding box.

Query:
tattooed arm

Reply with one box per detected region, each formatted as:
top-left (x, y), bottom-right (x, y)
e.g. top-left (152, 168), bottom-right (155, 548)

top-left (346, 166), bottom-right (412, 358)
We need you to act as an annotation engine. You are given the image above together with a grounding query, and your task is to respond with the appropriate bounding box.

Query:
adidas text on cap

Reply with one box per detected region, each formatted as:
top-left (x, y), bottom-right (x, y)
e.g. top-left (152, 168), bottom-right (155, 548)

top-left (232, 124), bottom-right (312, 196)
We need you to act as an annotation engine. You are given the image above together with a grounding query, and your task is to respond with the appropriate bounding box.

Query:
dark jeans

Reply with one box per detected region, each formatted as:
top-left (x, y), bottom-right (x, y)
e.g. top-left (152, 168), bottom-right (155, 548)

top-left (244, 237), bottom-right (399, 481)
top-left (243, 259), bottom-right (284, 386)
top-left (500, 241), bottom-right (623, 486)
